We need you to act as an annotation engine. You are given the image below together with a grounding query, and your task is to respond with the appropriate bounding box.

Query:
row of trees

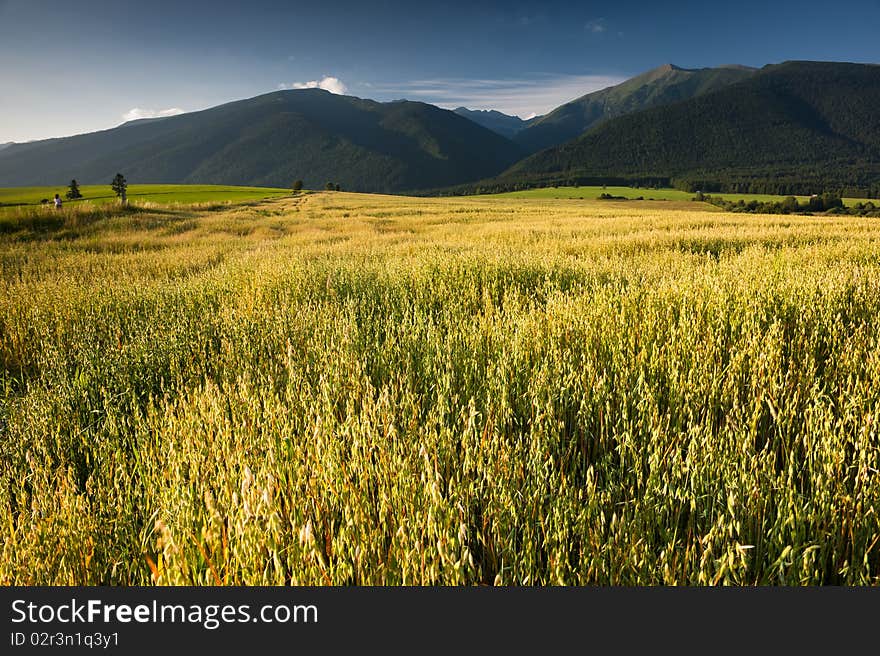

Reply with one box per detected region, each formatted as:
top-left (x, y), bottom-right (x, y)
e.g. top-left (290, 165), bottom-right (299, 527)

top-left (694, 192), bottom-right (871, 215)
top-left (676, 176), bottom-right (880, 199)
top-left (291, 180), bottom-right (342, 192)
top-left (67, 174), bottom-right (351, 205)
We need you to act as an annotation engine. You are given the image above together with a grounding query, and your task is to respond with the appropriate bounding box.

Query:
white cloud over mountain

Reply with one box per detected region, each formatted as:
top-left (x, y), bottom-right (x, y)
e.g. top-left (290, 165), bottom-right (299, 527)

top-left (279, 76), bottom-right (347, 95)
top-left (122, 107), bottom-right (185, 122)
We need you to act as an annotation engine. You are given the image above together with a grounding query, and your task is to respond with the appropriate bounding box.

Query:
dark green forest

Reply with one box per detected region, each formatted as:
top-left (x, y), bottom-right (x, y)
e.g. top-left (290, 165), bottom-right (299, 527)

top-left (502, 62), bottom-right (880, 197)
top-left (512, 64), bottom-right (756, 153)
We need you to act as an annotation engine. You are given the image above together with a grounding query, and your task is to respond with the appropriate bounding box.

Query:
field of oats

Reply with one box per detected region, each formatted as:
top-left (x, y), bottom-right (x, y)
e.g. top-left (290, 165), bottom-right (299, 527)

top-left (1, 192), bottom-right (879, 585)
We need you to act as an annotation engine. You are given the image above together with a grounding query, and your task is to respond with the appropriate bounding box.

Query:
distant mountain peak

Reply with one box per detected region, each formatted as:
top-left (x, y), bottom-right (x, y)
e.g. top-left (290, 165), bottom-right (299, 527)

top-left (717, 63), bottom-right (758, 71)
top-left (645, 63), bottom-right (701, 76)
top-left (119, 116), bottom-right (175, 128)
top-left (649, 63), bottom-right (756, 76)
top-left (452, 107), bottom-right (534, 139)
top-left (455, 107), bottom-right (512, 118)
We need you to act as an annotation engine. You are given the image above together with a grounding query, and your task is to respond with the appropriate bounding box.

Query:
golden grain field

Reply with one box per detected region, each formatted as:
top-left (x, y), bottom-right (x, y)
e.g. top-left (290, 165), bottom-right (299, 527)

top-left (1, 192), bottom-right (879, 585)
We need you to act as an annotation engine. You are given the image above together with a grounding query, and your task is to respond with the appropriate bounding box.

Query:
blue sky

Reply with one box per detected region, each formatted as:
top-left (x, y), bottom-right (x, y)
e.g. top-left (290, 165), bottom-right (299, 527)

top-left (1, 0), bottom-right (878, 142)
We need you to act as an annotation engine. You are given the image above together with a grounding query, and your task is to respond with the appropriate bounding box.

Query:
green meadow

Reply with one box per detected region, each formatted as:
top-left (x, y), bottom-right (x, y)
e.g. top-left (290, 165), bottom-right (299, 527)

top-left (0, 184), bottom-right (291, 208)
top-left (489, 185), bottom-right (870, 206)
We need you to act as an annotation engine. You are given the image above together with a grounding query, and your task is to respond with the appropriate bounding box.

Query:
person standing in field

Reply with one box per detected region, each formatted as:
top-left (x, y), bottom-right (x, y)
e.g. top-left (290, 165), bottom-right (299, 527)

top-left (53, 193), bottom-right (62, 209)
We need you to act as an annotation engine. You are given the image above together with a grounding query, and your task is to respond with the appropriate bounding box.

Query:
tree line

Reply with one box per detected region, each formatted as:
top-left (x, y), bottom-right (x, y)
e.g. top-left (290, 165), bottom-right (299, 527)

top-left (695, 192), bottom-right (880, 216)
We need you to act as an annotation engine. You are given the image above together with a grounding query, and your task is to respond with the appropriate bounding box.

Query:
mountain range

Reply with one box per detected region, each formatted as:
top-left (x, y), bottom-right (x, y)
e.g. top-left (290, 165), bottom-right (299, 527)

top-left (511, 64), bottom-right (756, 153)
top-left (0, 92), bottom-right (523, 193)
top-left (1, 61), bottom-right (879, 196)
top-left (501, 61), bottom-right (880, 196)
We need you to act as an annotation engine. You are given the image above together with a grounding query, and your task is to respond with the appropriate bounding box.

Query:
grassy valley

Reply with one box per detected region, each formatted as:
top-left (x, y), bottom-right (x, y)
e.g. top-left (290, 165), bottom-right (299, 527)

top-left (3, 53), bottom-right (880, 590)
top-left (2, 62), bottom-right (879, 198)
top-left (486, 184), bottom-right (875, 205)
top-left (0, 184), bottom-right (291, 208)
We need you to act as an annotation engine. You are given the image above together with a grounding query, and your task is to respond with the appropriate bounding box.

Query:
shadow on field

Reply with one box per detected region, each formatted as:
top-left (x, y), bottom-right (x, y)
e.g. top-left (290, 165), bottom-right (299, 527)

top-left (0, 203), bottom-right (199, 241)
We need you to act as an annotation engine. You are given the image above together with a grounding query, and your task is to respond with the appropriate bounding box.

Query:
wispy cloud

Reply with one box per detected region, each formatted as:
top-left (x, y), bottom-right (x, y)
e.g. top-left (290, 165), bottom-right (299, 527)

top-left (369, 74), bottom-right (626, 118)
top-left (585, 18), bottom-right (606, 33)
top-left (278, 76), bottom-right (347, 95)
top-left (122, 107), bottom-right (184, 122)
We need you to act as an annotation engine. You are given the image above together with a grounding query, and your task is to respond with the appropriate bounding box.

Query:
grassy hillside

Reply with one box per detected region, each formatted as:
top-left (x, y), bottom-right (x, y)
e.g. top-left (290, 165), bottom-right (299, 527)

top-left (0, 184), bottom-right (291, 207)
top-left (513, 64), bottom-right (756, 153)
top-left (2, 192), bottom-right (879, 585)
top-left (504, 61), bottom-right (880, 196)
top-left (0, 90), bottom-right (524, 193)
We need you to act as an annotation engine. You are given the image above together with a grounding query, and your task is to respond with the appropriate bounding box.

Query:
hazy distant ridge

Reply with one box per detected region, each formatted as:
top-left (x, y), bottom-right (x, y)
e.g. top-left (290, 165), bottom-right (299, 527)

top-left (452, 108), bottom-right (536, 139)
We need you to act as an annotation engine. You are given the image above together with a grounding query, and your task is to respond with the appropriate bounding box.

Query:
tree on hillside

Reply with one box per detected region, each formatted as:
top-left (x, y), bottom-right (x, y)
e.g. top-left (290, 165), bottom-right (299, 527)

top-left (781, 196), bottom-right (799, 212)
top-left (111, 173), bottom-right (127, 204)
top-left (325, 182), bottom-right (335, 191)
top-left (292, 179), bottom-right (303, 192)
top-left (66, 179), bottom-right (82, 200)
top-left (335, 183), bottom-right (341, 191)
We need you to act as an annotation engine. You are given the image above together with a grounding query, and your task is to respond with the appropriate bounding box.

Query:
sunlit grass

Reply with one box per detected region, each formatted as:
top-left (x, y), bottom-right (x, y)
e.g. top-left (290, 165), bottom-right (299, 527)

top-left (0, 184), bottom-right (292, 209)
top-left (1, 191), bottom-right (879, 585)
